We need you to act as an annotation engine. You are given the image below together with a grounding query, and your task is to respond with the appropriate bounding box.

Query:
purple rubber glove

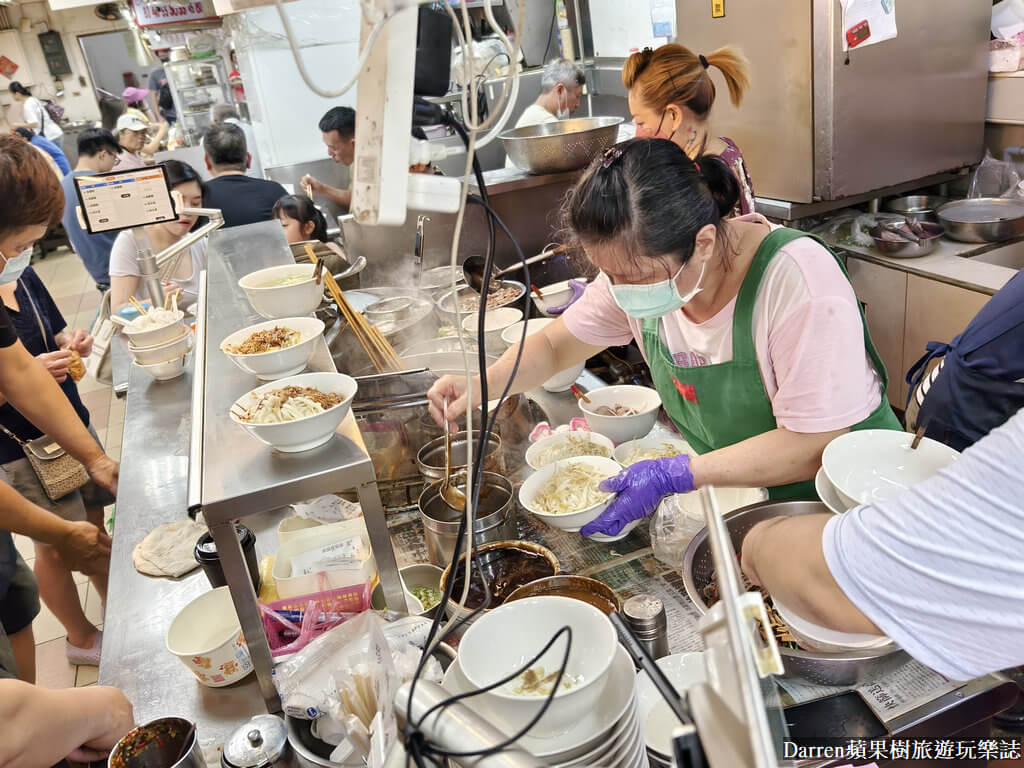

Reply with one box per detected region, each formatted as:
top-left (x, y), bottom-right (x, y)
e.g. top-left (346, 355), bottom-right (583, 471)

top-left (545, 279), bottom-right (587, 315)
top-left (580, 455), bottom-right (695, 538)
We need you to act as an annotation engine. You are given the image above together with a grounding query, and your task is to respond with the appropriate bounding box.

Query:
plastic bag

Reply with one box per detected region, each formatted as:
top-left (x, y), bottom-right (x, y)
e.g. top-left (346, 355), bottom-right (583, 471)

top-left (969, 153), bottom-right (1021, 198)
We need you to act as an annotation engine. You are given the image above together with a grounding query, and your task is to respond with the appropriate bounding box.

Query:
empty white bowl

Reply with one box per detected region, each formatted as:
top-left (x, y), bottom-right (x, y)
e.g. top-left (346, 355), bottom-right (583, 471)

top-left (458, 595), bottom-right (617, 738)
top-left (220, 317), bottom-right (325, 381)
top-left (122, 309), bottom-right (186, 347)
top-left (129, 328), bottom-right (192, 366)
top-left (238, 264), bottom-right (322, 319)
top-left (533, 280), bottom-right (578, 316)
top-left (771, 597), bottom-right (891, 653)
top-left (525, 431), bottom-right (615, 471)
top-left (579, 385), bottom-right (662, 444)
top-left (229, 371), bottom-right (357, 452)
top-left (822, 429), bottom-right (959, 508)
top-left (814, 467), bottom-right (851, 514)
top-left (462, 306), bottom-right (522, 356)
top-left (135, 352), bottom-right (190, 381)
top-left (636, 652), bottom-right (707, 758)
top-left (519, 456), bottom-right (622, 532)
top-left (501, 318), bottom-right (585, 392)
top-left (165, 586), bottom-right (253, 687)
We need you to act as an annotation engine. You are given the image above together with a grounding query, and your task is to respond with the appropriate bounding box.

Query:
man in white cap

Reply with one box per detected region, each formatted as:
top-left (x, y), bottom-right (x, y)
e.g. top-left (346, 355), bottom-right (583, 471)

top-left (113, 112), bottom-right (168, 171)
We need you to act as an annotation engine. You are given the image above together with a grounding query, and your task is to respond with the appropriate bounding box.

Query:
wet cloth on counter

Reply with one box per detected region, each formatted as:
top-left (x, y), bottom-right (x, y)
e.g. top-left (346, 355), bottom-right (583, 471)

top-left (133, 517), bottom-right (207, 578)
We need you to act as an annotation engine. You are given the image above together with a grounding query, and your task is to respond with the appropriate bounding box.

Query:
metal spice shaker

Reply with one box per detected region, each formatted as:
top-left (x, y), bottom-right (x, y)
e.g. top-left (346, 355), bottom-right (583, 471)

top-left (622, 594), bottom-right (669, 660)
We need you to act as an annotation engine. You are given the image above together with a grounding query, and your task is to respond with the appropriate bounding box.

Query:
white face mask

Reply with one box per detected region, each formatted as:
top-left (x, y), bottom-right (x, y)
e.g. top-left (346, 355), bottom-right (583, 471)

top-left (555, 89), bottom-right (569, 120)
top-left (0, 247), bottom-right (32, 285)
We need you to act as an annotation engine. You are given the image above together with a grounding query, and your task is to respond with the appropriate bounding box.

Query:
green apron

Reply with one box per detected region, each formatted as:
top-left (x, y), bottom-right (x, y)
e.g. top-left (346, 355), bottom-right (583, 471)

top-left (640, 227), bottom-right (902, 500)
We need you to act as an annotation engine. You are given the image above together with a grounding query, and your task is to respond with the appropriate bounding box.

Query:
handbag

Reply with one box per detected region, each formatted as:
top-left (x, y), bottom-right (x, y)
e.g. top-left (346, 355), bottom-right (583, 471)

top-left (0, 288), bottom-right (90, 501)
top-left (43, 99), bottom-right (64, 123)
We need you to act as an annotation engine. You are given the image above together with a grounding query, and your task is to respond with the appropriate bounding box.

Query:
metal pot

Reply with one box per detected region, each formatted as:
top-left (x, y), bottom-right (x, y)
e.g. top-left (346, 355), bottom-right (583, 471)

top-left (937, 197), bottom-right (1024, 243)
top-left (682, 499), bottom-right (907, 686)
top-left (222, 715), bottom-right (291, 768)
top-left (869, 220), bottom-right (944, 258)
top-left (434, 281), bottom-right (527, 327)
top-left (108, 717), bottom-right (204, 768)
top-left (418, 471), bottom-right (515, 567)
top-left (883, 195), bottom-right (950, 223)
top-left (415, 430), bottom-right (505, 484)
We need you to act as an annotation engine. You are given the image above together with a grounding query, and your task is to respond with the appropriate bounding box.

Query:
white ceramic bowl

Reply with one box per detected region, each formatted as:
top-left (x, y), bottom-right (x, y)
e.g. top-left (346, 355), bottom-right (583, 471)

top-left (165, 586), bottom-right (254, 687)
top-left (771, 597), bottom-right (892, 653)
top-left (519, 456), bottom-right (622, 532)
top-left (525, 431), bottom-right (615, 471)
top-left (122, 310), bottom-right (186, 347)
top-left (533, 280), bottom-right (577, 316)
top-left (612, 434), bottom-right (692, 466)
top-left (229, 371), bottom-right (358, 453)
top-left (220, 317), bottom-right (325, 381)
top-left (636, 652), bottom-right (707, 758)
top-left (814, 466), bottom-right (851, 514)
top-left (458, 595), bottom-right (618, 739)
top-left (822, 429), bottom-right (959, 508)
top-left (238, 264), bottom-right (322, 319)
top-left (128, 328), bottom-right (192, 366)
top-left (463, 306), bottom-right (522, 356)
top-left (135, 352), bottom-right (190, 381)
top-left (578, 385), bottom-right (662, 444)
top-left (501, 318), bottom-right (585, 392)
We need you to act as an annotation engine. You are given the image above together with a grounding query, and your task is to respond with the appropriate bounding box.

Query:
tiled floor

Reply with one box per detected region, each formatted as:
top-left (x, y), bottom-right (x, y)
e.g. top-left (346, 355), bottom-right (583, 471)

top-left (13, 246), bottom-right (125, 689)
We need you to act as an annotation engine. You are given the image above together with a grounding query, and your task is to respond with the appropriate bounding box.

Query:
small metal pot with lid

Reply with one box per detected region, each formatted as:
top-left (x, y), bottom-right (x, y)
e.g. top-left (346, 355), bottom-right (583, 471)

top-left (222, 715), bottom-right (292, 768)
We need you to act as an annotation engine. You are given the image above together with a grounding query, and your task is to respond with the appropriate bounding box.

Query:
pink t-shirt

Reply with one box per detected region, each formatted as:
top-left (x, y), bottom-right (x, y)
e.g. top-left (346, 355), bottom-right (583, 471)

top-left (562, 216), bottom-right (884, 434)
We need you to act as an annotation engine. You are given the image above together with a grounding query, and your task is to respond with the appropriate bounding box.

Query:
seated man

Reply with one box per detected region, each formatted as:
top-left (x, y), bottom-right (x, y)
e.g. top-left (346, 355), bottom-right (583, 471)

top-left (905, 269), bottom-right (1024, 452)
top-left (202, 123), bottom-right (287, 228)
top-left (300, 106), bottom-right (356, 212)
top-left (741, 406), bottom-right (1024, 682)
top-left (210, 103), bottom-right (263, 179)
top-left (60, 128), bottom-right (121, 291)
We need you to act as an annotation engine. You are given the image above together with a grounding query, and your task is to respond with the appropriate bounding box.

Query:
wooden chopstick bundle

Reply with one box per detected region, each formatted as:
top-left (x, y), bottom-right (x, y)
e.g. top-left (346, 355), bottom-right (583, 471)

top-left (305, 245), bottom-right (403, 373)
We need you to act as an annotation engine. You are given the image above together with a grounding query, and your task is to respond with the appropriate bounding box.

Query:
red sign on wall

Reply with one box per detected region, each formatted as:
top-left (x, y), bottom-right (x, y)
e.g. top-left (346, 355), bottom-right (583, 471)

top-left (129, 0), bottom-right (219, 27)
top-left (0, 56), bottom-right (18, 80)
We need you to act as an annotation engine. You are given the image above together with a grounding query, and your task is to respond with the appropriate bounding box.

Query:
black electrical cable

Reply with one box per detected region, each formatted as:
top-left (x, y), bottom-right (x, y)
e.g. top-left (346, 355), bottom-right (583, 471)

top-left (542, 0), bottom-right (558, 63)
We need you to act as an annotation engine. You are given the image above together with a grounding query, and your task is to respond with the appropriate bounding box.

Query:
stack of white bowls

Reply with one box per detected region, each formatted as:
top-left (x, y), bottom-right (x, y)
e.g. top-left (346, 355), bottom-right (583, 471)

top-left (637, 653), bottom-right (708, 767)
top-left (443, 596), bottom-right (648, 767)
top-left (123, 310), bottom-right (192, 381)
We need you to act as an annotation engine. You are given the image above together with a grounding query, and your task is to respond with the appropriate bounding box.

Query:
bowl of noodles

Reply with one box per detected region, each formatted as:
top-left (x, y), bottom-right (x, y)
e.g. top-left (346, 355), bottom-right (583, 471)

top-left (220, 317), bottom-right (325, 380)
top-left (229, 371), bottom-right (357, 452)
top-left (519, 456), bottom-right (622, 532)
top-left (238, 264), bottom-right (322, 319)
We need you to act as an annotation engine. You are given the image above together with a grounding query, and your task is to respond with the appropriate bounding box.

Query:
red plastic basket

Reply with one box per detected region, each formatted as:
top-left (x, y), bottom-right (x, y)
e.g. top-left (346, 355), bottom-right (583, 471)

top-left (260, 580), bottom-right (372, 657)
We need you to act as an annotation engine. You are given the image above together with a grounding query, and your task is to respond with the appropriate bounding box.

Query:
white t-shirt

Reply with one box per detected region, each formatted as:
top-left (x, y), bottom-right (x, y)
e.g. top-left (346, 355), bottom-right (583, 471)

top-left (824, 407), bottom-right (1024, 681)
top-left (23, 97), bottom-right (63, 143)
top-left (505, 103), bottom-right (558, 168)
top-left (563, 217), bottom-right (885, 434)
top-left (108, 230), bottom-right (208, 308)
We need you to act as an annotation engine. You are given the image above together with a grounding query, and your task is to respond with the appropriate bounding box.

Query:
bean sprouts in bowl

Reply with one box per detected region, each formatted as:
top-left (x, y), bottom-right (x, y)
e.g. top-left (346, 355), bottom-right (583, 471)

top-left (229, 371), bottom-right (357, 453)
top-left (519, 456), bottom-right (623, 532)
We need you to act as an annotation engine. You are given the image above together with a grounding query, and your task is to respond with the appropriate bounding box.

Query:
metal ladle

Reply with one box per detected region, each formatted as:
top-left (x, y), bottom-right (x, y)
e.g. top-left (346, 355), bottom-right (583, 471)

top-left (439, 399), bottom-right (467, 511)
top-left (462, 246), bottom-right (567, 294)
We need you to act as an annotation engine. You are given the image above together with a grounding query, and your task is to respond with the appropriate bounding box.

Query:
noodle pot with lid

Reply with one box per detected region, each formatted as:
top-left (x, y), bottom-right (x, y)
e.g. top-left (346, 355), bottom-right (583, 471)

top-left (221, 715), bottom-right (291, 768)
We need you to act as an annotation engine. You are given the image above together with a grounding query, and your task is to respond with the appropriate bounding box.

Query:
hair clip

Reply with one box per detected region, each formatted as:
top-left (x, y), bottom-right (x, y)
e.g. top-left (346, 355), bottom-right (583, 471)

top-left (698, 54), bottom-right (709, 69)
top-left (694, 160), bottom-right (701, 173)
top-left (601, 146), bottom-right (624, 169)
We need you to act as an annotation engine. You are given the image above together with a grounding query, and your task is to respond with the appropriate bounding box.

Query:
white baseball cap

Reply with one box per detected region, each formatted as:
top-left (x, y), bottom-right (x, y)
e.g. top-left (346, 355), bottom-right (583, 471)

top-left (115, 113), bottom-right (149, 133)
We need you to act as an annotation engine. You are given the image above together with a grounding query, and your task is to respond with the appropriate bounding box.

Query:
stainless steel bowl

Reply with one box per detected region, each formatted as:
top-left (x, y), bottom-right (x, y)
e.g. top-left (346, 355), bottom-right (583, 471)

top-left (435, 280), bottom-right (526, 326)
top-left (682, 499), bottom-right (908, 686)
top-left (869, 220), bottom-right (944, 258)
top-left (501, 116), bottom-right (624, 175)
top-left (938, 197), bottom-right (1024, 243)
top-left (883, 195), bottom-right (950, 223)
top-left (415, 430), bottom-right (505, 483)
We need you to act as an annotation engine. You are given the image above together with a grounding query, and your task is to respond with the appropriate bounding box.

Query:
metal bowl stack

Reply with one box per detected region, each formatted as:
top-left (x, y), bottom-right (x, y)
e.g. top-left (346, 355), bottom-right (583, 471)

top-left (681, 499), bottom-right (907, 686)
top-left (501, 117), bottom-right (624, 174)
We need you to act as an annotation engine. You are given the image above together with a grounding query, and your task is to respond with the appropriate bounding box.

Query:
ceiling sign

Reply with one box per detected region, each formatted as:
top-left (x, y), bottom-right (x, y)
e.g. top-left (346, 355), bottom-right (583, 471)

top-left (129, 0), bottom-right (220, 27)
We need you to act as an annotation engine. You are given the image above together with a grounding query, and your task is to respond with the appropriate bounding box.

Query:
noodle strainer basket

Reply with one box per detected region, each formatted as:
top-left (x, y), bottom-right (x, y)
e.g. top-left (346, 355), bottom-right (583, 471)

top-left (501, 117), bottom-right (624, 175)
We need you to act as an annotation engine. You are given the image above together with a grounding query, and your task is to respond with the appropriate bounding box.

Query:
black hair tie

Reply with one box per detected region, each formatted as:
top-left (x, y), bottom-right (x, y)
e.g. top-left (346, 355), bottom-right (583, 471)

top-left (698, 54), bottom-right (709, 69)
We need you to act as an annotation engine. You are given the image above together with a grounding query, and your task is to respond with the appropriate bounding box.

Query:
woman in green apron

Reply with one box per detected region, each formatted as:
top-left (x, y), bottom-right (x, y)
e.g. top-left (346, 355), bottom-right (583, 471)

top-left (428, 139), bottom-right (900, 538)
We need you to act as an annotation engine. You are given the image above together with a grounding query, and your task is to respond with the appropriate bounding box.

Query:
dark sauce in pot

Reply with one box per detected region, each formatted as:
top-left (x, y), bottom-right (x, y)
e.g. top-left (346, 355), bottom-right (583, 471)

top-left (449, 547), bottom-right (556, 610)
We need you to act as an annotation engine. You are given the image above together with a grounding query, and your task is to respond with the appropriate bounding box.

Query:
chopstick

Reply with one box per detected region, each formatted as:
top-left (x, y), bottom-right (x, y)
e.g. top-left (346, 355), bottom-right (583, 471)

top-left (307, 246), bottom-right (403, 373)
top-left (911, 425), bottom-right (926, 450)
top-left (570, 384), bottom-right (591, 404)
top-left (128, 296), bottom-right (148, 316)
